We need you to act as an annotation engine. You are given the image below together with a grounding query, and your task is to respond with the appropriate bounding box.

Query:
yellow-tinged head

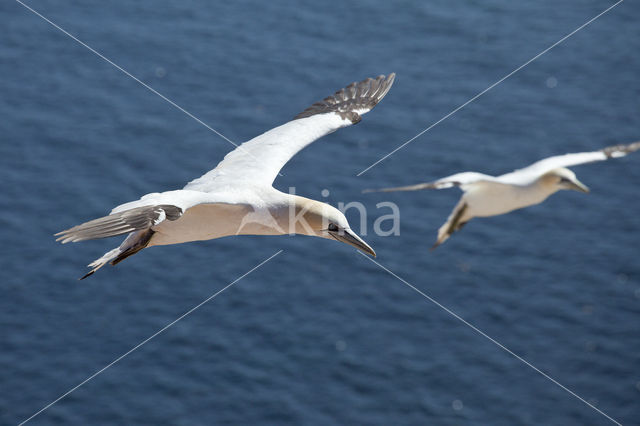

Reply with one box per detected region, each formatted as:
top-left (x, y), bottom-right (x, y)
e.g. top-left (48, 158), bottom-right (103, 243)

top-left (540, 168), bottom-right (590, 194)
top-left (288, 197), bottom-right (376, 257)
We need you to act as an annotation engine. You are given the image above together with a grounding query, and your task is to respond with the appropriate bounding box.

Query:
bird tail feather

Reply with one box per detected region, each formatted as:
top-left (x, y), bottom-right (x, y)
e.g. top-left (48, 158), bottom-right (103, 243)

top-left (80, 230), bottom-right (154, 280)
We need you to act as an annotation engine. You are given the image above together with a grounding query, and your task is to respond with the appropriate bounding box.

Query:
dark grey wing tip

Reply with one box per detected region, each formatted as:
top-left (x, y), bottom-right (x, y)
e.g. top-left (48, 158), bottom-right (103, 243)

top-left (294, 73), bottom-right (396, 122)
top-left (362, 181), bottom-right (444, 193)
top-left (361, 186), bottom-right (403, 193)
top-left (602, 141), bottom-right (640, 158)
top-left (79, 270), bottom-right (95, 280)
top-left (56, 204), bottom-right (183, 244)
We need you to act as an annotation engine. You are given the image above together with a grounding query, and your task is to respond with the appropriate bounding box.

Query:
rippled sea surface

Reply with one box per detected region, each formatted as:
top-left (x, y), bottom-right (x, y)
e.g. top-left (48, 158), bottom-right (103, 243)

top-left (2, 1), bottom-right (639, 424)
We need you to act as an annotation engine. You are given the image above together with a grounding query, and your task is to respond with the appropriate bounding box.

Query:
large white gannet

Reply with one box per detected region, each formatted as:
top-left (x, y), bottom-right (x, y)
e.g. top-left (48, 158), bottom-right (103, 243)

top-left (57, 74), bottom-right (395, 278)
top-left (365, 141), bottom-right (640, 248)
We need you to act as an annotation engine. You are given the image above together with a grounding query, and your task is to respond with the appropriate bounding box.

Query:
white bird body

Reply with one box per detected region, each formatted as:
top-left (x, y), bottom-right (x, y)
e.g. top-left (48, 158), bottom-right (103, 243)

top-left (460, 177), bottom-right (555, 218)
top-left (365, 141), bottom-right (640, 248)
top-left (146, 190), bottom-right (305, 246)
top-left (108, 187), bottom-right (275, 246)
top-left (57, 74), bottom-right (396, 278)
top-left (150, 202), bottom-right (263, 246)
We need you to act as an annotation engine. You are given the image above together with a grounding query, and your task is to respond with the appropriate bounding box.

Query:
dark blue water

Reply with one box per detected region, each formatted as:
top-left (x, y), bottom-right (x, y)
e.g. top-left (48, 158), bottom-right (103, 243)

top-left (2, 1), bottom-right (639, 424)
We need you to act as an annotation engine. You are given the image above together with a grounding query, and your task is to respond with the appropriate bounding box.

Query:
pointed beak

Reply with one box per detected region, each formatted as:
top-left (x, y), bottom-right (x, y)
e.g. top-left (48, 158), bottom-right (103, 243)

top-left (569, 179), bottom-right (590, 193)
top-left (330, 229), bottom-right (376, 257)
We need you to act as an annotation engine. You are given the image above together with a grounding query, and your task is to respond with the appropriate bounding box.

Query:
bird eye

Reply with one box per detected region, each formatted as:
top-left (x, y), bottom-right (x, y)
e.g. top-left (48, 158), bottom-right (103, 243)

top-left (328, 223), bottom-right (339, 232)
top-left (559, 177), bottom-right (572, 183)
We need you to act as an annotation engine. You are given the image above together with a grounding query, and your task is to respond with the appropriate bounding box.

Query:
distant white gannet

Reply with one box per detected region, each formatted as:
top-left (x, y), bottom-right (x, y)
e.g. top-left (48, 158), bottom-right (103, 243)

top-left (365, 141), bottom-right (640, 248)
top-left (57, 74), bottom-right (395, 278)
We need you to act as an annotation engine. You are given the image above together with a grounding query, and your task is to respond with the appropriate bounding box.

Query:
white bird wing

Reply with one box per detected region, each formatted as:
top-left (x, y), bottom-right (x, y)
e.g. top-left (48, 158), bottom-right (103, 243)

top-left (184, 74), bottom-right (395, 192)
top-left (498, 141), bottom-right (640, 184)
top-left (108, 189), bottom-right (246, 215)
top-left (363, 172), bottom-right (498, 193)
top-left (56, 189), bottom-right (248, 243)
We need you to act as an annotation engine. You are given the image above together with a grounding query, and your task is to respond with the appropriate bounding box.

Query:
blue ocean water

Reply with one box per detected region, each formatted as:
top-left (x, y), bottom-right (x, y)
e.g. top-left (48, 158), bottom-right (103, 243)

top-left (1, 0), bottom-right (639, 424)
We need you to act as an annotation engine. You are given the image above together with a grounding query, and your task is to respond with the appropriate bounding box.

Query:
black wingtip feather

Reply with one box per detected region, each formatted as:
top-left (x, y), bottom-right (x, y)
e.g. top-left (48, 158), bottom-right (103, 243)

top-left (602, 141), bottom-right (640, 158)
top-left (294, 73), bottom-right (395, 122)
top-left (79, 270), bottom-right (94, 280)
top-left (56, 204), bottom-right (183, 244)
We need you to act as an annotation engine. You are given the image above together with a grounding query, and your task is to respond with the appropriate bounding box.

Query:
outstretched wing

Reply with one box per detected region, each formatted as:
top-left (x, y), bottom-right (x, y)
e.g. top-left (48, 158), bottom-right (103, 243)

top-left (499, 141), bottom-right (640, 184)
top-left (363, 172), bottom-right (497, 193)
top-left (185, 74), bottom-right (395, 191)
top-left (55, 205), bottom-right (183, 243)
top-left (56, 189), bottom-right (242, 243)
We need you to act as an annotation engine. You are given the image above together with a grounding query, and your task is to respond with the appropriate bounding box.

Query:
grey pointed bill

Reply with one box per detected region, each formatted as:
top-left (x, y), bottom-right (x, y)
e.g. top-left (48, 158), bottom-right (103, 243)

top-left (569, 179), bottom-right (590, 193)
top-left (330, 229), bottom-right (376, 257)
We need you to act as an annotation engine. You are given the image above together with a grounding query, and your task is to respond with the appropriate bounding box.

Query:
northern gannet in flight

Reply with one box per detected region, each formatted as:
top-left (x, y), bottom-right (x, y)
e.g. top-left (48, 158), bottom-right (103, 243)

top-left (57, 74), bottom-right (396, 278)
top-left (365, 141), bottom-right (640, 248)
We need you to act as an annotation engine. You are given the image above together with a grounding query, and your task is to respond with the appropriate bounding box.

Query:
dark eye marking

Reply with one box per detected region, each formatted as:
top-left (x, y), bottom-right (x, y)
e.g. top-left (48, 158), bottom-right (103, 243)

top-left (328, 223), bottom-right (339, 232)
